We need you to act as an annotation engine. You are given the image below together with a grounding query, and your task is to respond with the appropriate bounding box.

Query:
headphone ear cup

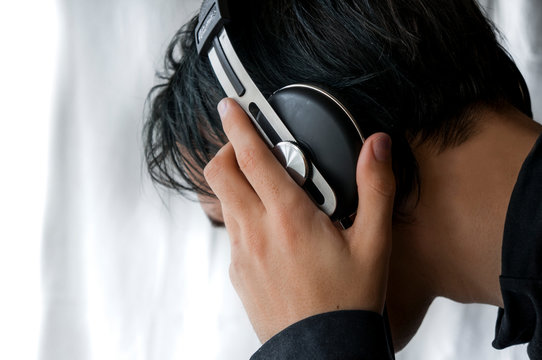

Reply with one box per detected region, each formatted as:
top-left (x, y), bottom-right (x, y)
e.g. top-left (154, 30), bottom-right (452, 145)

top-left (265, 85), bottom-right (364, 221)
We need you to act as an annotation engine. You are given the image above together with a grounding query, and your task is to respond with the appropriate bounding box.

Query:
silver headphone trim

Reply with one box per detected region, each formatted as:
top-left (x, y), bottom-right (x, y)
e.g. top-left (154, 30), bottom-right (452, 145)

top-left (207, 29), bottom-right (337, 216)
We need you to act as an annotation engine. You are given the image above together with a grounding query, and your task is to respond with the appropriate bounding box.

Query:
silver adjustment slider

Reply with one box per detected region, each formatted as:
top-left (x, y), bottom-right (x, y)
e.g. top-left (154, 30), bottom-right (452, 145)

top-left (272, 142), bottom-right (310, 186)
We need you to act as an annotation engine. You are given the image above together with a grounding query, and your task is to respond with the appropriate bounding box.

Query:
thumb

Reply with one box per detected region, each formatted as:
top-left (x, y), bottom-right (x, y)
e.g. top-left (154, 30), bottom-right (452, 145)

top-left (348, 133), bottom-right (396, 257)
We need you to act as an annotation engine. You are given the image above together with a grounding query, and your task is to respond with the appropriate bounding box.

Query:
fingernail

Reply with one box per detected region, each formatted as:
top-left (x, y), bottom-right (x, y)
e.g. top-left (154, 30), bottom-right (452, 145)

top-left (217, 98), bottom-right (228, 116)
top-left (373, 134), bottom-right (391, 162)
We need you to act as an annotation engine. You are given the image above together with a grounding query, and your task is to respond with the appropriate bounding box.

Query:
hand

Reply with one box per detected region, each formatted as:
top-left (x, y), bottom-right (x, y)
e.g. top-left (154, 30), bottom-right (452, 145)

top-left (204, 98), bottom-right (396, 343)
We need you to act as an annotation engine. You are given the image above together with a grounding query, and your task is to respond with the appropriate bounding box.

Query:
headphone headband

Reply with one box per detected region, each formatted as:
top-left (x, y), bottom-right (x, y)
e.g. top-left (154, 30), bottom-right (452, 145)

top-left (193, 0), bottom-right (362, 226)
top-left (195, 0), bottom-right (230, 55)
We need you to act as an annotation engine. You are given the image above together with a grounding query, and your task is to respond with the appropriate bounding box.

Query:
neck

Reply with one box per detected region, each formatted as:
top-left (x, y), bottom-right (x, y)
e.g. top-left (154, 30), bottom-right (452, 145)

top-left (395, 105), bottom-right (542, 308)
top-left (387, 105), bottom-right (541, 351)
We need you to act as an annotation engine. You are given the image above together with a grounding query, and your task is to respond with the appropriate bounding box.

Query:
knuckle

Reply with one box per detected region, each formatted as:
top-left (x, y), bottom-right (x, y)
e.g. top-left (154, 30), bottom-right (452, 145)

top-left (229, 231), bottom-right (241, 248)
top-left (285, 188), bottom-right (306, 208)
top-left (229, 196), bottom-right (246, 212)
top-left (228, 261), bottom-right (240, 287)
top-left (244, 230), bottom-right (266, 262)
top-left (269, 185), bottom-right (302, 210)
top-left (271, 208), bottom-right (290, 229)
top-left (203, 158), bottom-right (222, 182)
top-left (237, 147), bottom-right (257, 173)
top-left (229, 250), bottom-right (244, 273)
top-left (366, 174), bottom-right (396, 199)
top-left (270, 210), bottom-right (301, 246)
top-left (204, 145), bottom-right (233, 181)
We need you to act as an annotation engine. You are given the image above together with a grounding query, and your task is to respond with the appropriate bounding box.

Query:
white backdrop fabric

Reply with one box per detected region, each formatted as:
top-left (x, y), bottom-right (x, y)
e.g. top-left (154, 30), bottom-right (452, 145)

top-left (39, 1), bottom-right (541, 359)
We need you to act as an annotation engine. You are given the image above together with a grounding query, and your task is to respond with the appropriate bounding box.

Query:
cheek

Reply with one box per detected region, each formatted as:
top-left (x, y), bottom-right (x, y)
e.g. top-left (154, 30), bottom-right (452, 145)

top-left (198, 195), bottom-right (224, 223)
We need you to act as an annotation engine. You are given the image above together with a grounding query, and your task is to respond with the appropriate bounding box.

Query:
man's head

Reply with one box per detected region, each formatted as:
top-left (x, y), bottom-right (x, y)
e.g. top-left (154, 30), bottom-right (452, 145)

top-left (144, 0), bottom-right (531, 218)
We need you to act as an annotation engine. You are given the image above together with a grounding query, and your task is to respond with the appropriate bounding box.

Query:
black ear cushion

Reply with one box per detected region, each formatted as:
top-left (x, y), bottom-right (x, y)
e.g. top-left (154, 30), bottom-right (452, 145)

top-left (266, 85), bottom-right (363, 221)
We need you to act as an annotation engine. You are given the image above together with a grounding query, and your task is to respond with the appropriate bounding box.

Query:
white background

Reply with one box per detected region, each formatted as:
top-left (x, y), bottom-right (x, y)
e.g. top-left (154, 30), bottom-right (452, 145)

top-left (0, 0), bottom-right (540, 359)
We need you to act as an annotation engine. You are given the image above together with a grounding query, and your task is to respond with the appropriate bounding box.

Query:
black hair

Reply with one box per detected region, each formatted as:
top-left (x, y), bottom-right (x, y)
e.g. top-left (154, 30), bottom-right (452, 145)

top-left (144, 0), bottom-right (532, 211)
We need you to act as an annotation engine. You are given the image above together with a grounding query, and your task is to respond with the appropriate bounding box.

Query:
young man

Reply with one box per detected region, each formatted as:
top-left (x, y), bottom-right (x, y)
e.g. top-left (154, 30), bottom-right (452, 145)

top-left (144, 0), bottom-right (542, 358)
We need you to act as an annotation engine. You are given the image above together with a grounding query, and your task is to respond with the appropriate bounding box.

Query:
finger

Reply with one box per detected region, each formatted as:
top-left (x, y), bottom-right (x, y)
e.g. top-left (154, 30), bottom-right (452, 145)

top-left (204, 142), bottom-right (264, 217)
top-left (348, 133), bottom-right (396, 257)
top-left (217, 98), bottom-right (306, 210)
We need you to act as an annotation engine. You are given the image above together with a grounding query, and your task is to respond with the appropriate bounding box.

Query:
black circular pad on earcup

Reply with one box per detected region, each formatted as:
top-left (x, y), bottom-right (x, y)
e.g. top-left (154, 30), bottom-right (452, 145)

top-left (264, 85), bottom-right (364, 221)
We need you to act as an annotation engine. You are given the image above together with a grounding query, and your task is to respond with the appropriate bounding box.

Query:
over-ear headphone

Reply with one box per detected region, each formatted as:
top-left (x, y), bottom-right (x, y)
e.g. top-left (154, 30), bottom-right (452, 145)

top-left (195, 0), bottom-right (365, 228)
